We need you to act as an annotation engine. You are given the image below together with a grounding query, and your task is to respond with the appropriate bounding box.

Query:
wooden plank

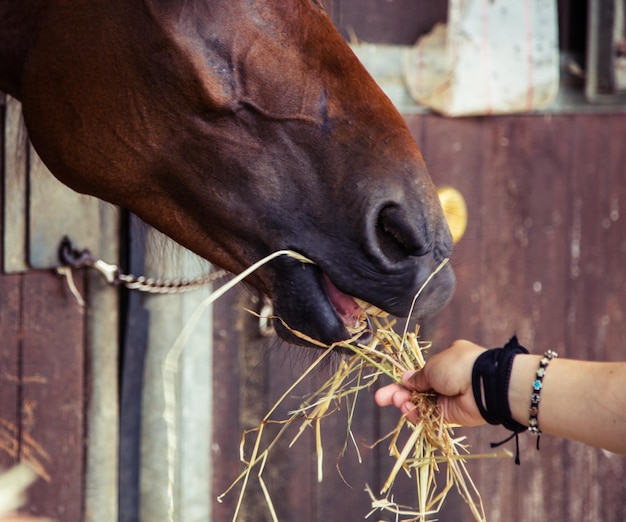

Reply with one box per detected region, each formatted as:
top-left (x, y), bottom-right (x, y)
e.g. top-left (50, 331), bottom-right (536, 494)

top-left (3, 95), bottom-right (28, 273)
top-left (440, 116), bottom-right (520, 522)
top-left (330, 0), bottom-right (446, 45)
top-left (211, 288), bottom-right (246, 521)
top-left (83, 202), bottom-right (120, 522)
top-left (402, 113), bottom-right (626, 522)
top-left (0, 274), bottom-right (22, 471)
top-left (389, 113), bottom-right (493, 521)
top-left (599, 114), bottom-right (626, 522)
top-left (28, 144), bottom-right (101, 269)
top-left (0, 95), bottom-right (23, 475)
top-left (604, 114), bottom-right (626, 363)
top-left (21, 270), bottom-right (86, 521)
top-left (313, 362), bottom-right (378, 522)
top-left (409, 113), bottom-right (488, 345)
top-left (406, 110), bottom-right (486, 343)
top-left (501, 115), bottom-right (573, 521)
top-left (223, 292), bottom-right (318, 521)
top-left (252, 308), bottom-right (317, 522)
top-left (561, 114), bottom-right (626, 522)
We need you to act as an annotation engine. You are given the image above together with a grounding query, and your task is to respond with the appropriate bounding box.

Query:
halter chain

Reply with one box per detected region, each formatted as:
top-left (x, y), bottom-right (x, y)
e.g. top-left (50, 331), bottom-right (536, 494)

top-left (58, 236), bottom-right (228, 294)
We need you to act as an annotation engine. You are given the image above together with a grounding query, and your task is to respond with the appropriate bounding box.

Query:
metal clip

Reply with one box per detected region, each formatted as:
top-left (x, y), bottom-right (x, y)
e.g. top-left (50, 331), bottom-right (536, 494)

top-left (58, 236), bottom-right (120, 285)
top-left (58, 236), bottom-right (95, 268)
top-left (57, 236), bottom-right (223, 293)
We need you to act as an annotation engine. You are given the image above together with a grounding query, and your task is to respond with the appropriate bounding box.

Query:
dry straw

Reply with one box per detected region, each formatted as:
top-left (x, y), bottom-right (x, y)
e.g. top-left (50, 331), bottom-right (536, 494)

top-left (164, 252), bottom-right (507, 521)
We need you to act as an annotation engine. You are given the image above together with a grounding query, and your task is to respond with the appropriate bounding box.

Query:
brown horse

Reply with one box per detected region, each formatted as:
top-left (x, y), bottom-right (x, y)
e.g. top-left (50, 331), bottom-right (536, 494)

top-left (0, 0), bottom-right (455, 346)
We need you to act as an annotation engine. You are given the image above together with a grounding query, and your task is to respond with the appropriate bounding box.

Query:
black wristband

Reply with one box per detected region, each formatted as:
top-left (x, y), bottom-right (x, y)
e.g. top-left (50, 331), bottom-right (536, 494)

top-left (472, 336), bottom-right (529, 463)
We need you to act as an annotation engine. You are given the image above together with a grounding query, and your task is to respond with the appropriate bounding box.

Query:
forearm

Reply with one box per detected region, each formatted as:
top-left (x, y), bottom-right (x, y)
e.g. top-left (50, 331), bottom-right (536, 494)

top-left (509, 355), bottom-right (626, 454)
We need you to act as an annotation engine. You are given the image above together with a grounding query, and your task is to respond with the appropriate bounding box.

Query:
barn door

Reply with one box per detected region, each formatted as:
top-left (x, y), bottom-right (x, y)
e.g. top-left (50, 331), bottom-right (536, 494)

top-left (1, 93), bottom-right (119, 521)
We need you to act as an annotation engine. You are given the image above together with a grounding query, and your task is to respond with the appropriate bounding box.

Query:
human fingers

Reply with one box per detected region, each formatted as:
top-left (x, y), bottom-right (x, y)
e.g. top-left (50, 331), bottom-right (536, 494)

top-left (374, 383), bottom-right (419, 422)
top-left (374, 383), bottom-right (412, 409)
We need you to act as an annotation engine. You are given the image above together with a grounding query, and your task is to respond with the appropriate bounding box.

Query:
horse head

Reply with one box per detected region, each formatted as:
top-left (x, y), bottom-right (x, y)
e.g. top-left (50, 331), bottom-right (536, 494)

top-left (1, 0), bottom-right (455, 347)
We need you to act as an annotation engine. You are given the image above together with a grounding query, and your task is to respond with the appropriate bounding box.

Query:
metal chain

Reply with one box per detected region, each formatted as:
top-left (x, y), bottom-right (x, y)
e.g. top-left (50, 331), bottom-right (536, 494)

top-left (116, 271), bottom-right (228, 294)
top-left (58, 236), bottom-right (228, 294)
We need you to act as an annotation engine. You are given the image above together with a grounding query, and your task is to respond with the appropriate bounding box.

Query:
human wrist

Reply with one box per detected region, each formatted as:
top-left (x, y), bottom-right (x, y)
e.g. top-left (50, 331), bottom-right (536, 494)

top-left (471, 337), bottom-right (528, 431)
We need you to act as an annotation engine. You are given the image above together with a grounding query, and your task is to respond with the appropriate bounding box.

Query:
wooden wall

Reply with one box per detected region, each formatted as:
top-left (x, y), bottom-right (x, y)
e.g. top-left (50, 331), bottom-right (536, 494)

top-left (0, 92), bottom-right (88, 522)
top-left (414, 112), bottom-right (626, 522)
top-left (3, 103), bottom-right (625, 522)
top-left (211, 112), bottom-right (626, 522)
top-left (1, 94), bottom-right (118, 522)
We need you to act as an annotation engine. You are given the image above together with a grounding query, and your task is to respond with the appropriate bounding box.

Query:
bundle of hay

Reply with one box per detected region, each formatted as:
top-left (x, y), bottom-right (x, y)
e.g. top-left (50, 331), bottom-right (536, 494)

top-left (219, 312), bottom-right (506, 521)
top-left (162, 250), bottom-right (501, 521)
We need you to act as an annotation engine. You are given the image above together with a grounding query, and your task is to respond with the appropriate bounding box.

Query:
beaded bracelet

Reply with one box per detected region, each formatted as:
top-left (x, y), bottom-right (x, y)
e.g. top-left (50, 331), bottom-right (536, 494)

top-left (528, 350), bottom-right (558, 443)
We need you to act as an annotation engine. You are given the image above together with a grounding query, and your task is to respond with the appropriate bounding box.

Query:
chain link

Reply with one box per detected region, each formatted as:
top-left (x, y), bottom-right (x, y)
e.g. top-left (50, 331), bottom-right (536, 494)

top-left (58, 236), bottom-right (228, 294)
top-left (116, 271), bottom-right (228, 294)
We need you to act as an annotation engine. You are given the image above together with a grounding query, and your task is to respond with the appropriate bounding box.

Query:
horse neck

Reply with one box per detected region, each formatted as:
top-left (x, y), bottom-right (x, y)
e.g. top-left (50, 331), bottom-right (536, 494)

top-left (0, 0), bottom-right (44, 98)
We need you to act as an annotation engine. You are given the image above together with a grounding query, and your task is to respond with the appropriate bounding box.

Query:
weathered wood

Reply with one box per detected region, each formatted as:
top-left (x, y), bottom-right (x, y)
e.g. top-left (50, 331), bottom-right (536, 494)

top-left (0, 275), bottom-right (22, 472)
top-left (28, 144), bottom-right (102, 269)
top-left (83, 202), bottom-right (120, 522)
top-left (3, 95), bottom-right (28, 273)
top-left (211, 286), bottom-right (246, 521)
top-left (601, 117), bottom-right (626, 521)
top-left (561, 114), bottom-right (626, 522)
top-left (267, 356), bottom-right (315, 522)
top-left (411, 113), bottom-right (626, 522)
top-left (3, 92), bottom-right (120, 522)
top-left (21, 270), bottom-right (86, 521)
top-left (507, 115), bottom-right (571, 522)
top-left (329, 0), bottom-right (446, 44)
top-left (604, 115), bottom-right (626, 365)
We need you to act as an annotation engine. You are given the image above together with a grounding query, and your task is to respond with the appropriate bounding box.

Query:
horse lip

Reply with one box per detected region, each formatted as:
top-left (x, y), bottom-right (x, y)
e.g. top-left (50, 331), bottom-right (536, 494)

top-left (270, 259), bottom-right (379, 346)
top-left (270, 260), bottom-right (353, 346)
top-left (321, 274), bottom-right (388, 333)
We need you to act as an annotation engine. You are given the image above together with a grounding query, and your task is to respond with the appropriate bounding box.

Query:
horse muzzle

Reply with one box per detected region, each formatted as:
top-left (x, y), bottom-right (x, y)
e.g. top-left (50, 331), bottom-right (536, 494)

top-left (269, 255), bottom-right (455, 348)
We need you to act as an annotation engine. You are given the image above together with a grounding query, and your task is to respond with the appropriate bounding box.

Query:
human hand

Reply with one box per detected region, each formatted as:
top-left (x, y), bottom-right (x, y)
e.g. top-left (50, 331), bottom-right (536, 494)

top-left (374, 340), bottom-right (487, 426)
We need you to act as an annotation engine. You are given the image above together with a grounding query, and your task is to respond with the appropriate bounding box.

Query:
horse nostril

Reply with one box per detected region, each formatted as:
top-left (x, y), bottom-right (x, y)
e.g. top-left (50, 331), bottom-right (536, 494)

top-left (375, 205), bottom-right (430, 261)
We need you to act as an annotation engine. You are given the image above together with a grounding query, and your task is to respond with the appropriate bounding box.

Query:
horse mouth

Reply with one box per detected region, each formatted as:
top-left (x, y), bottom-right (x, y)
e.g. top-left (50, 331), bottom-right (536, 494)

top-left (322, 274), bottom-right (388, 336)
top-left (270, 258), bottom-right (395, 347)
top-left (269, 253), bottom-right (454, 348)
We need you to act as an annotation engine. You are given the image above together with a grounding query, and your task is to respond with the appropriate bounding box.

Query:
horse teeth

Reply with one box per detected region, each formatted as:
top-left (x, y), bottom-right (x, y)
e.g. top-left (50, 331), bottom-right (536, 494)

top-left (346, 318), bottom-right (367, 335)
top-left (354, 298), bottom-right (389, 318)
